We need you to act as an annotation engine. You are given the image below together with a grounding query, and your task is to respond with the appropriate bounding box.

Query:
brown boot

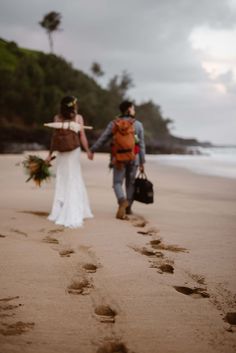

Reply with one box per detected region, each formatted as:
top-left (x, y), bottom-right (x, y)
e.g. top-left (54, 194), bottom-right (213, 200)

top-left (116, 199), bottom-right (129, 219)
top-left (126, 205), bottom-right (133, 215)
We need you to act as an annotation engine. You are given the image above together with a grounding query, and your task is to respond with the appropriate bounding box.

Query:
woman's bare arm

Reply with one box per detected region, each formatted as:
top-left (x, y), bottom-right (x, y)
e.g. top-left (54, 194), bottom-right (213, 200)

top-left (76, 115), bottom-right (93, 159)
top-left (45, 115), bottom-right (59, 162)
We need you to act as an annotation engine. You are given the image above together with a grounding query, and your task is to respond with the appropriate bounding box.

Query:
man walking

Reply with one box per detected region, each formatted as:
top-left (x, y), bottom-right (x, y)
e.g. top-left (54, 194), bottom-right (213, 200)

top-left (90, 100), bottom-right (145, 219)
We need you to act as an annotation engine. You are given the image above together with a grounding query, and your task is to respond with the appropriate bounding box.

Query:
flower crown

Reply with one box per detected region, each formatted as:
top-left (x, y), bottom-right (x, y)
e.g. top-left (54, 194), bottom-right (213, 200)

top-left (66, 98), bottom-right (77, 108)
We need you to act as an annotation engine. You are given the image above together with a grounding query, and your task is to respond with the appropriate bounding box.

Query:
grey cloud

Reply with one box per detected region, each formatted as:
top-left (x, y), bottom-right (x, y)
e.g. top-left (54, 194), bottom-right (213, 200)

top-left (216, 71), bottom-right (236, 94)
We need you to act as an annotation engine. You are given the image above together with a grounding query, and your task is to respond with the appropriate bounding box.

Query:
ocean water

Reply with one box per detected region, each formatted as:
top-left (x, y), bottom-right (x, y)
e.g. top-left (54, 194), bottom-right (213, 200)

top-left (147, 147), bottom-right (236, 179)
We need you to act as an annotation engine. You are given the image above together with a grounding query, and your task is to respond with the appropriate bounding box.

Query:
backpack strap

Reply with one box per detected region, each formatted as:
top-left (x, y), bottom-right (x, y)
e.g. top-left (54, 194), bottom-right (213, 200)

top-left (115, 116), bottom-right (135, 123)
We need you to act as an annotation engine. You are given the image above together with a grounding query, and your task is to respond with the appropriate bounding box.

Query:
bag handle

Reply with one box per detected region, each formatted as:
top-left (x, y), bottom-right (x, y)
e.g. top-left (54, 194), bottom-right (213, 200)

top-left (137, 171), bottom-right (147, 179)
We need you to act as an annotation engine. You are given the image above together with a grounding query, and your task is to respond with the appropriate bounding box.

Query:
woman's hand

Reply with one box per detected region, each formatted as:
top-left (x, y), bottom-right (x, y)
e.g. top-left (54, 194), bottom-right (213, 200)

top-left (45, 154), bottom-right (52, 165)
top-left (87, 150), bottom-right (94, 160)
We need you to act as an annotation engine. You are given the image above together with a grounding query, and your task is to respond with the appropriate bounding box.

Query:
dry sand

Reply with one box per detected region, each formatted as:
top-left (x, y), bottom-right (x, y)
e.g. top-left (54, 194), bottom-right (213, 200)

top-left (0, 152), bottom-right (236, 353)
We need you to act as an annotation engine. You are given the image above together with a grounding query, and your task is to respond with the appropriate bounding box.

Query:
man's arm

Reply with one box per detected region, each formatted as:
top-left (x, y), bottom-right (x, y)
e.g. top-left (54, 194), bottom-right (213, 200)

top-left (137, 122), bottom-right (146, 168)
top-left (90, 121), bottom-right (113, 152)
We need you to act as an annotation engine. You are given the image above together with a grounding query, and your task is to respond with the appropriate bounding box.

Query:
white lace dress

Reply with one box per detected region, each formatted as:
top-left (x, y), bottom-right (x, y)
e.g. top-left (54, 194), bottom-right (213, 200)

top-left (48, 147), bottom-right (93, 228)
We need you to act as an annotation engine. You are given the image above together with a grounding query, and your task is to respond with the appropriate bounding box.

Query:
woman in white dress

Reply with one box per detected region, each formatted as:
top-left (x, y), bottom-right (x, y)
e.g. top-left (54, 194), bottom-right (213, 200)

top-left (45, 96), bottom-right (93, 228)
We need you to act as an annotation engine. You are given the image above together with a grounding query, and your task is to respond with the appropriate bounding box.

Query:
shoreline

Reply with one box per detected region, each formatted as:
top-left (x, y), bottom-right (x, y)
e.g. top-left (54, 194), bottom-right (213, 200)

top-left (147, 153), bottom-right (236, 180)
top-left (0, 152), bottom-right (236, 353)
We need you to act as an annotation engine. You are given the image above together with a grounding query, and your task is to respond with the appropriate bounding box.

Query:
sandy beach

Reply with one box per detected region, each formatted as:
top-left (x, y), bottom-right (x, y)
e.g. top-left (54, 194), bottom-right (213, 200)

top-left (0, 152), bottom-right (236, 353)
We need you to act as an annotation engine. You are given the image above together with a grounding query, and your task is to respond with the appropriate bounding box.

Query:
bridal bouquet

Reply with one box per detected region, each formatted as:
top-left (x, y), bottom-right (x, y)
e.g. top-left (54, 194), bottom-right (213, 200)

top-left (23, 155), bottom-right (55, 187)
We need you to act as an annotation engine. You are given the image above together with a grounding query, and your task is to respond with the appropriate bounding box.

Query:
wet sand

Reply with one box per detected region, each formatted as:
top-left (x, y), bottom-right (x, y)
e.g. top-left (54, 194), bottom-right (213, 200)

top-left (0, 152), bottom-right (236, 353)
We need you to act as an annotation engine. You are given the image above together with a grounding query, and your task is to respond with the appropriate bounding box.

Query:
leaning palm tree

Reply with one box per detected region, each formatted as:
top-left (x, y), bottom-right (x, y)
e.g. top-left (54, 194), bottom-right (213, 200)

top-left (39, 11), bottom-right (62, 53)
top-left (90, 62), bottom-right (104, 79)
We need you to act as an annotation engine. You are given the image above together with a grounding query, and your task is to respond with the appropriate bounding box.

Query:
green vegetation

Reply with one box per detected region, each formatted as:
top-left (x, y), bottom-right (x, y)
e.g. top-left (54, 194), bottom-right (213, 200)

top-left (0, 39), bottom-right (18, 70)
top-left (0, 38), bottom-right (204, 153)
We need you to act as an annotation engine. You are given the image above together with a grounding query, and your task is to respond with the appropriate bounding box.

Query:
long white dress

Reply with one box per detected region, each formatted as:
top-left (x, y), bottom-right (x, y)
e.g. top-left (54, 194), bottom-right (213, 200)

top-left (48, 147), bottom-right (93, 228)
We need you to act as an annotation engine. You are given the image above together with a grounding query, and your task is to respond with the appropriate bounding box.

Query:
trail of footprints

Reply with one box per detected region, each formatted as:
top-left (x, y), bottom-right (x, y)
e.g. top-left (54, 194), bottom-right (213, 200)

top-left (130, 216), bottom-right (212, 295)
top-left (42, 227), bottom-right (129, 353)
top-left (129, 216), bottom-right (186, 276)
top-left (0, 296), bottom-right (34, 337)
top-left (66, 258), bottom-right (127, 351)
top-left (1, 213), bottom-right (236, 351)
top-left (128, 215), bottom-right (236, 333)
top-left (0, 220), bottom-right (40, 338)
top-left (0, 224), bottom-right (65, 339)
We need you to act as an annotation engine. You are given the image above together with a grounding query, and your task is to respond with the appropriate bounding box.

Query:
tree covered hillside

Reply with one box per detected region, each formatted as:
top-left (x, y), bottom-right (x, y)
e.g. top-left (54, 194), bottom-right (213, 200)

top-left (0, 38), bottom-right (204, 153)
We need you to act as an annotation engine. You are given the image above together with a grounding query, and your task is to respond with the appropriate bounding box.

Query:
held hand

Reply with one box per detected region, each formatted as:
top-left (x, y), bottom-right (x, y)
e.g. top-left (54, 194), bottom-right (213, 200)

top-left (139, 164), bottom-right (145, 173)
top-left (87, 150), bottom-right (94, 160)
top-left (45, 155), bottom-right (52, 165)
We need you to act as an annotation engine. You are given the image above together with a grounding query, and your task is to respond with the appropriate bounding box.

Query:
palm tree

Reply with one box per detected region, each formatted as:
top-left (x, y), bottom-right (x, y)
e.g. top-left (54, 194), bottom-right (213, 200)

top-left (39, 11), bottom-right (62, 53)
top-left (90, 62), bottom-right (104, 79)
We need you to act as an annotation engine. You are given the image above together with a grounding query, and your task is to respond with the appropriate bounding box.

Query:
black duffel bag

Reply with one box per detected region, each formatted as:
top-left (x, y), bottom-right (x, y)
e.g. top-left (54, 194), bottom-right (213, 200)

top-left (134, 172), bottom-right (154, 204)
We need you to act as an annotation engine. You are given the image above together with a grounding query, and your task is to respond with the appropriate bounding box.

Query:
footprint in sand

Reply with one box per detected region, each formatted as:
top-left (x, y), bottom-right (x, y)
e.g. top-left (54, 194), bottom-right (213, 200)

top-left (97, 341), bottom-right (128, 353)
top-left (132, 220), bottom-right (148, 228)
top-left (0, 321), bottom-right (34, 336)
top-left (137, 226), bottom-right (188, 253)
top-left (42, 236), bottom-right (59, 244)
top-left (59, 248), bottom-right (75, 257)
top-left (149, 258), bottom-right (174, 274)
top-left (129, 215), bottom-right (148, 228)
top-left (0, 296), bottom-right (22, 311)
top-left (0, 297), bottom-right (23, 319)
top-left (137, 226), bottom-right (160, 236)
top-left (10, 229), bottom-right (28, 237)
top-left (224, 312), bottom-right (236, 325)
top-left (138, 248), bottom-right (156, 257)
top-left (19, 211), bottom-right (49, 217)
top-left (0, 313), bottom-right (16, 319)
top-left (94, 305), bottom-right (117, 323)
top-left (174, 286), bottom-right (210, 298)
top-left (158, 264), bottom-right (174, 274)
top-left (83, 263), bottom-right (98, 273)
top-left (150, 239), bottom-right (188, 253)
top-left (0, 304), bottom-right (19, 310)
top-left (67, 278), bottom-right (93, 295)
top-left (137, 231), bottom-right (150, 236)
top-left (186, 272), bottom-right (206, 285)
top-left (0, 296), bottom-right (20, 302)
top-left (131, 245), bottom-right (175, 274)
top-left (0, 304), bottom-right (20, 312)
top-left (149, 239), bottom-right (162, 247)
top-left (48, 228), bottom-right (64, 235)
top-left (131, 246), bottom-right (164, 258)
top-left (209, 282), bottom-right (236, 315)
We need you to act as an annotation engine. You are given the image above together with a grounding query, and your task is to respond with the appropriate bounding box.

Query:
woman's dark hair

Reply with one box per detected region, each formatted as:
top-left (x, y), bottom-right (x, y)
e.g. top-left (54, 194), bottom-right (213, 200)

top-left (119, 100), bottom-right (134, 115)
top-left (60, 96), bottom-right (78, 120)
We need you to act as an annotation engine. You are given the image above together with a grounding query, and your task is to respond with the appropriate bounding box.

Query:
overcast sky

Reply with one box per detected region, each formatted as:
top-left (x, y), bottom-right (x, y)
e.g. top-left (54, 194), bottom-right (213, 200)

top-left (1, 0), bottom-right (236, 144)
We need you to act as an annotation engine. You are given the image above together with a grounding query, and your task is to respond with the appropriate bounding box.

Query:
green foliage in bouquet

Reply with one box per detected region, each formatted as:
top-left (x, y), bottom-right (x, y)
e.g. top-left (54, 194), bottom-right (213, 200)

top-left (23, 155), bottom-right (54, 187)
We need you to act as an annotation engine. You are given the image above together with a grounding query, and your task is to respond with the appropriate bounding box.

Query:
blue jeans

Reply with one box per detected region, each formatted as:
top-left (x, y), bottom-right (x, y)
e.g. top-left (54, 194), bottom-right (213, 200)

top-left (113, 161), bottom-right (138, 205)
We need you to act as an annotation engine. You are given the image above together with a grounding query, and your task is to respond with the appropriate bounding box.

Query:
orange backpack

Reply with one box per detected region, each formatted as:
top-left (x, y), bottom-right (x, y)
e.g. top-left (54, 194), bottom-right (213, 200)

top-left (112, 118), bottom-right (136, 162)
